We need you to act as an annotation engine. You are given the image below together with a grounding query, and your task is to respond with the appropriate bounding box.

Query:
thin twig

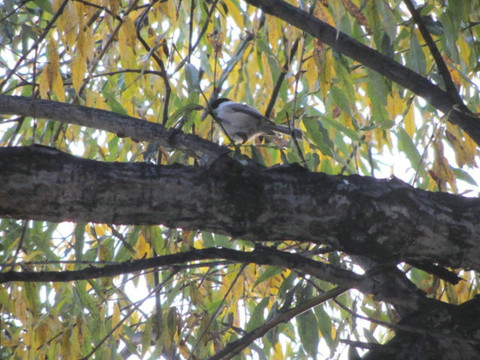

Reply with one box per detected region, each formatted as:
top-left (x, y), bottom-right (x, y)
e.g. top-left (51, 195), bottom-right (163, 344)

top-left (208, 284), bottom-right (351, 360)
top-left (0, 0), bottom-right (69, 92)
top-left (80, 271), bottom-right (178, 360)
top-left (403, 0), bottom-right (463, 106)
top-left (136, 32), bottom-right (171, 126)
top-left (189, 264), bottom-right (247, 359)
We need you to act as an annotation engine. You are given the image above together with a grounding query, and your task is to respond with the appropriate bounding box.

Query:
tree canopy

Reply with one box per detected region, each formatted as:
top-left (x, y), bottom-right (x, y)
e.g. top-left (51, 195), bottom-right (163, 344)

top-left (1, 0), bottom-right (480, 359)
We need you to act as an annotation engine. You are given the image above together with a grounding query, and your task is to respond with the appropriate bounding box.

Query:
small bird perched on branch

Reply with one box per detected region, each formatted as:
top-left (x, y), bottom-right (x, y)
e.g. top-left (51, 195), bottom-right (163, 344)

top-left (210, 97), bottom-right (302, 143)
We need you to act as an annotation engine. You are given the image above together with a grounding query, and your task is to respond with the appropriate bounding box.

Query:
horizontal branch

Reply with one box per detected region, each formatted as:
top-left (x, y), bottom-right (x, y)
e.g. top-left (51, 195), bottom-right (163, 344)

top-left (0, 95), bottom-right (229, 159)
top-left (0, 247), bottom-right (359, 284)
top-left (0, 243), bottom-right (426, 310)
top-left (1, 146), bottom-right (480, 271)
top-left (245, 0), bottom-right (480, 146)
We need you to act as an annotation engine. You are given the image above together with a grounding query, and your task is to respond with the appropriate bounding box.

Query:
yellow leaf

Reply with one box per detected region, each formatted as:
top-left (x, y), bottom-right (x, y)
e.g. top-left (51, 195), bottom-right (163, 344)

top-left (159, 0), bottom-right (177, 23)
top-left (0, 338), bottom-right (18, 347)
top-left (109, 0), bottom-right (121, 15)
top-left (63, 2), bottom-right (79, 48)
top-left (112, 302), bottom-right (122, 337)
top-left (84, 23), bottom-right (96, 62)
top-left (458, 36), bottom-right (471, 67)
top-left (122, 16), bottom-right (137, 48)
top-left (313, 41), bottom-right (332, 101)
top-left (71, 325), bottom-right (80, 358)
top-left (35, 320), bottom-right (50, 348)
top-left (464, 131), bottom-right (478, 162)
top-left (61, 328), bottom-right (75, 359)
top-left (386, 91), bottom-right (402, 117)
top-left (404, 104), bottom-right (415, 138)
top-left (52, 68), bottom-right (66, 102)
top-left (47, 36), bottom-right (60, 76)
top-left (71, 55), bottom-right (86, 95)
top-left (374, 128), bottom-right (384, 149)
top-left (181, 230), bottom-right (194, 248)
top-left (45, 37), bottom-right (65, 101)
top-left (99, 244), bottom-right (112, 261)
top-left (453, 276), bottom-right (470, 303)
top-left (118, 17), bottom-right (137, 73)
top-left (305, 56), bottom-right (317, 92)
top-left (85, 89), bottom-right (95, 107)
top-left (267, 15), bottom-right (279, 50)
top-left (340, 0), bottom-right (371, 32)
top-left (314, 2), bottom-right (336, 26)
top-left (66, 255), bottom-right (75, 271)
top-left (38, 68), bottom-right (50, 99)
top-left (226, 1), bottom-right (244, 29)
top-left (261, 52), bottom-right (273, 90)
top-left (135, 234), bottom-right (151, 259)
top-left (445, 123), bottom-right (477, 168)
top-left (76, 17), bottom-right (86, 59)
top-left (94, 224), bottom-right (108, 237)
top-left (431, 129), bottom-right (457, 192)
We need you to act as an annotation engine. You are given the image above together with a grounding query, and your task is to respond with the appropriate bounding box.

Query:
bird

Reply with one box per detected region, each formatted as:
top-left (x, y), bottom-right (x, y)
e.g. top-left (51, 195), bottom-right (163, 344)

top-left (209, 97), bottom-right (302, 143)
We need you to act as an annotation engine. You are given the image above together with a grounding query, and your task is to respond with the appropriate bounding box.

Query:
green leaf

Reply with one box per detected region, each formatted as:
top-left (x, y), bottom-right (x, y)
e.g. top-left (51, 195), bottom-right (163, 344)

top-left (330, 86), bottom-right (353, 119)
top-left (318, 114), bottom-right (360, 141)
top-left (142, 316), bottom-right (154, 356)
top-left (103, 92), bottom-right (127, 115)
top-left (74, 223), bottom-right (86, 262)
top-left (315, 306), bottom-right (334, 351)
top-left (246, 297), bottom-right (270, 332)
top-left (214, 233), bottom-right (231, 247)
top-left (297, 310), bottom-right (319, 357)
top-left (185, 63), bottom-right (200, 93)
top-left (378, 2), bottom-right (397, 40)
top-left (202, 231), bottom-right (215, 247)
top-left (396, 127), bottom-right (423, 173)
top-left (33, 0), bottom-right (53, 13)
top-left (74, 281), bottom-right (99, 318)
top-left (24, 282), bottom-right (40, 316)
top-left (453, 168), bottom-right (477, 186)
top-left (253, 267), bottom-right (284, 288)
top-left (407, 33), bottom-right (426, 74)
top-left (440, 12), bottom-right (460, 62)
top-left (302, 116), bottom-right (333, 156)
top-left (424, 16), bottom-right (444, 36)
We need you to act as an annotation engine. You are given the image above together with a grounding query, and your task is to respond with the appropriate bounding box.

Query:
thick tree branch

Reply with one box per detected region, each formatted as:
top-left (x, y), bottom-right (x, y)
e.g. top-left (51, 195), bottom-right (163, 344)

top-left (1, 146), bottom-right (480, 271)
top-left (363, 295), bottom-right (480, 359)
top-left (0, 95), bottom-right (229, 159)
top-left (244, 0), bottom-right (480, 146)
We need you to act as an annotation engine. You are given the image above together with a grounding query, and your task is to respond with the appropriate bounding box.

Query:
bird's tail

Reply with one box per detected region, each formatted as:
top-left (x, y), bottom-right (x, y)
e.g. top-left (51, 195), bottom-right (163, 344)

top-left (263, 124), bottom-right (303, 139)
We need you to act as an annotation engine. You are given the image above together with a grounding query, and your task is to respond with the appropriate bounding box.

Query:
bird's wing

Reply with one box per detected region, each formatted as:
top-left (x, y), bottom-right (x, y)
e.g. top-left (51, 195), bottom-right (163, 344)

top-left (227, 103), bottom-right (302, 138)
top-left (229, 103), bottom-right (267, 119)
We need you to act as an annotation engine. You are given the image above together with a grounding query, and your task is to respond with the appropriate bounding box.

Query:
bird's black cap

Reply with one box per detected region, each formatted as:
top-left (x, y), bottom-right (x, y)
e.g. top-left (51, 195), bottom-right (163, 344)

top-left (210, 97), bottom-right (232, 109)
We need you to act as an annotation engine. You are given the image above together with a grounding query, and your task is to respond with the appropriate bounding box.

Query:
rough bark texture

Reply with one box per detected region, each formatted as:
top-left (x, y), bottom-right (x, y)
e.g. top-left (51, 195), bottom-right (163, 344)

top-left (3, 146), bottom-right (480, 358)
top-left (363, 295), bottom-right (480, 360)
top-left (1, 146), bottom-right (480, 271)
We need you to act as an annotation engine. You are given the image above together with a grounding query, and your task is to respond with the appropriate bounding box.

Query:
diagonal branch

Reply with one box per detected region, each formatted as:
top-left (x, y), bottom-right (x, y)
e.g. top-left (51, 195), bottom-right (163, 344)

top-left (402, 0), bottom-right (462, 104)
top-left (0, 95), bottom-right (228, 159)
top-left (209, 284), bottom-right (351, 360)
top-left (244, 0), bottom-right (480, 146)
